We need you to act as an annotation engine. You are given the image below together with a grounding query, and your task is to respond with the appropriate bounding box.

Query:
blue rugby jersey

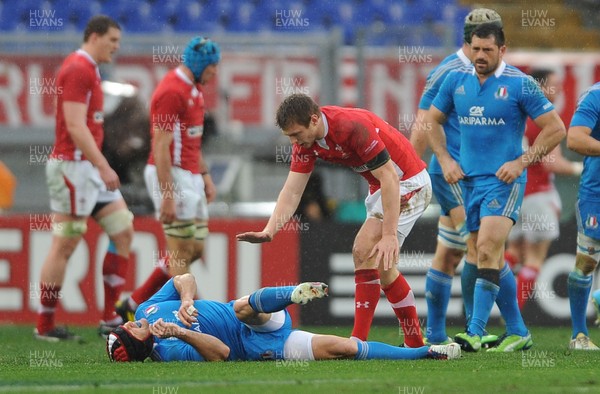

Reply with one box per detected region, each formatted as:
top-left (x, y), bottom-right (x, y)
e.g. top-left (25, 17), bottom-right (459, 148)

top-left (432, 61), bottom-right (553, 185)
top-left (570, 82), bottom-right (600, 201)
top-left (418, 49), bottom-right (471, 174)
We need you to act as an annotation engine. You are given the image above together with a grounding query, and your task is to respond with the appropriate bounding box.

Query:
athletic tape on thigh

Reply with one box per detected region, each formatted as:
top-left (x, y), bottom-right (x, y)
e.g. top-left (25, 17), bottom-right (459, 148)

top-left (437, 222), bottom-right (467, 251)
top-left (576, 232), bottom-right (600, 262)
top-left (195, 222), bottom-right (209, 240)
top-left (52, 220), bottom-right (88, 237)
top-left (98, 210), bottom-right (134, 236)
top-left (163, 221), bottom-right (196, 239)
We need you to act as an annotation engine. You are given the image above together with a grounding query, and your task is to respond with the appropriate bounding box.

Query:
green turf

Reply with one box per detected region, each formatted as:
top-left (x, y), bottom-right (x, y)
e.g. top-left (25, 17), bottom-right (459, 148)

top-left (0, 325), bottom-right (599, 393)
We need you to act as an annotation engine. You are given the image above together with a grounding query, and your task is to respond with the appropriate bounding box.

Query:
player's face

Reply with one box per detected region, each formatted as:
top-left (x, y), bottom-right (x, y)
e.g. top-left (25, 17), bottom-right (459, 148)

top-left (94, 27), bottom-right (121, 63)
top-left (470, 35), bottom-right (505, 77)
top-left (283, 114), bottom-right (320, 148)
top-left (200, 64), bottom-right (218, 85)
top-left (123, 319), bottom-right (151, 340)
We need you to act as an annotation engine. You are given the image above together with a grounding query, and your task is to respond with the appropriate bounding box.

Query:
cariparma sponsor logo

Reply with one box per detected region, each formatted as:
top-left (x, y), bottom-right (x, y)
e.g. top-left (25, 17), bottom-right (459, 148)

top-left (459, 105), bottom-right (506, 126)
top-left (459, 116), bottom-right (506, 126)
top-left (144, 304), bottom-right (159, 316)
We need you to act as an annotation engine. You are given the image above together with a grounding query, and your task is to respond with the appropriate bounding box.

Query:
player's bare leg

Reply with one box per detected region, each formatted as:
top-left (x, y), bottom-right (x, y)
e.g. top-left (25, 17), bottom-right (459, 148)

top-left (310, 333), bottom-right (460, 360)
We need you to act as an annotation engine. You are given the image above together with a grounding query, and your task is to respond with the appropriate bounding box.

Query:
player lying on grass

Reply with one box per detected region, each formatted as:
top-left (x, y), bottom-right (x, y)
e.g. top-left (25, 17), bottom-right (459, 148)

top-left (106, 273), bottom-right (460, 362)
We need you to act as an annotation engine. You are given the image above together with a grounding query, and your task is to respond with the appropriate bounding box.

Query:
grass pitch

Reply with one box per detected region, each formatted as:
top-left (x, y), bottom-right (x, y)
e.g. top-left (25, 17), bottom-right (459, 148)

top-left (0, 325), bottom-right (598, 394)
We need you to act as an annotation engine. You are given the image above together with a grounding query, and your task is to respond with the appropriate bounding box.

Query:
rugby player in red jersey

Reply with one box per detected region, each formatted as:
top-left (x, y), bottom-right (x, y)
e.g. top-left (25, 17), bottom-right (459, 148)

top-left (36, 15), bottom-right (133, 341)
top-left (238, 94), bottom-right (432, 347)
top-left (116, 37), bottom-right (220, 322)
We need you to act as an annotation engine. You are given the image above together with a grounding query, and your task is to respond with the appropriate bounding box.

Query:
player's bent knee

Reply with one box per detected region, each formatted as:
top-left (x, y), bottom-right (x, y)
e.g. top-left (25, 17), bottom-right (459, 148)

top-left (233, 296), bottom-right (252, 317)
top-left (575, 253), bottom-right (598, 275)
top-left (52, 220), bottom-right (87, 238)
top-left (163, 221), bottom-right (196, 239)
top-left (283, 330), bottom-right (315, 361)
top-left (576, 233), bottom-right (600, 274)
top-left (99, 209), bottom-right (133, 236)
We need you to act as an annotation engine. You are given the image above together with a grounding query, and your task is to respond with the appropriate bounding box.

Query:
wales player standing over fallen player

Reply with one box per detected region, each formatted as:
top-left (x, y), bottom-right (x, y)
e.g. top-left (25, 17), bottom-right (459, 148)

top-left (410, 8), bottom-right (502, 346)
top-left (427, 23), bottom-right (565, 352)
top-left (565, 82), bottom-right (600, 350)
top-left (238, 94), bottom-right (432, 348)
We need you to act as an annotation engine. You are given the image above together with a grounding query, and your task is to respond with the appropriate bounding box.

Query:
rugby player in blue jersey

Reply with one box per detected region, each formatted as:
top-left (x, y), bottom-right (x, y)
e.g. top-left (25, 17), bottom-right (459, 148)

top-left (566, 82), bottom-right (600, 350)
top-left (410, 8), bottom-right (502, 346)
top-left (426, 23), bottom-right (566, 352)
top-left (106, 273), bottom-right (460, 362)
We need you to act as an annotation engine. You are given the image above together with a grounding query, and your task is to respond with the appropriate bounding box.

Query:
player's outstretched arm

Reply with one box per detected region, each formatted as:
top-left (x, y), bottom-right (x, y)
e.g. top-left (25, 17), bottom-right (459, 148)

top-left (151, 318), bottom-right (230, 361)
top-left (568, 125), bottom-right (600, 156)
top-left (236, 171), bottom-right (311, 243)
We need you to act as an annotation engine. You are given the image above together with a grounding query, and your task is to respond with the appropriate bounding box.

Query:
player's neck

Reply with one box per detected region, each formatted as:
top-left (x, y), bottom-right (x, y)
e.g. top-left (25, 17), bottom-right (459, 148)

top-left (80, 44), bottom-right (99, 64)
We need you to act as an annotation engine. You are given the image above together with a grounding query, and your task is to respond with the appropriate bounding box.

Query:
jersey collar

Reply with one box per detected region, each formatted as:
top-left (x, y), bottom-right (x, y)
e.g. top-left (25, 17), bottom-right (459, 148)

top-left (175, 67), bottom-right (194, 86)
top-left (76, 49), bottom-right (97, 67)
top-left (315, 112), bottom-right (329, 150)
top-left (456, 49), bottom-right (471, 66)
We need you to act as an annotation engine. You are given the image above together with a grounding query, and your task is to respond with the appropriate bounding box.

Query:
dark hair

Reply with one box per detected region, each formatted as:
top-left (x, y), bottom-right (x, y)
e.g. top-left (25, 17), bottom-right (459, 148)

top-left (529, 69), bottom-right (554, 87)
top-left (83, 15), bottom-right (120, 42)
top-left (275, 94), bottom-right (321, 131)
top-left (471, 22), bottom-right (505, 47)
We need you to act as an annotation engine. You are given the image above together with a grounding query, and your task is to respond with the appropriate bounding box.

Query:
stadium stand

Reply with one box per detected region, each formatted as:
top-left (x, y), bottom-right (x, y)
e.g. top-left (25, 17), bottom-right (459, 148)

top-left (0, 0), bottom-right (472, 46)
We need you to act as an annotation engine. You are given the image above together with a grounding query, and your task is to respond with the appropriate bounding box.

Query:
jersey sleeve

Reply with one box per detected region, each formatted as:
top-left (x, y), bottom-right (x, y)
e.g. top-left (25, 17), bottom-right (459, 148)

top-left (570, 89), bottom-right (600, 130)
top-left (60, 63), bottom-right (93, 104)
top-left (152, 90), bottom-right (183, 132)
top-left (520, 76), bottom-right (554, 120)
top-left (431, 71), bottom-right (456, 116)
top-left (419, 67), bottom-right (445, 110)
top-left (289, 145), bottom-right (316, 173)
top-left (145, 278), bottom-right (180, 304)
top-left (155, 340), bottom-right (205, 362)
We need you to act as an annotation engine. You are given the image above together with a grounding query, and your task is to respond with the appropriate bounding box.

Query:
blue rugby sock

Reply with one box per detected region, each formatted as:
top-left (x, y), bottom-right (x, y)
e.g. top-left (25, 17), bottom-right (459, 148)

top-left (354, 340), bottom-right (430, 360)
top-left (461, 261), bottom-right (478, 324)
top-left (568, 270), bottom-right (593, 338)
top-left (425, 268), bottom-right (453, 343)
top-left (248, 286), bottom-right (296, 313)
top-left (468, 278), bottom-right (499, 337)
top-left (496, 263), bottom-right (528, 336)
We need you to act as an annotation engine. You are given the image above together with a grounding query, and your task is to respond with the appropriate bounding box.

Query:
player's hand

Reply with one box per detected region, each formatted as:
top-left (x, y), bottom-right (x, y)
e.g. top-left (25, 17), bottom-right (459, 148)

top-left (159, 198), bottom-right (177, 224)
top-left (496, 159), bottom-right (525, 184)
top-left (150, 318), bottom-right (186, 339)
top-left (203, 175), bottom-right (217, 203)
top-left (439, 158), bottom-right (464, 184)
top-left (178, 299), bottom-right (198, 328)
top-left (236, 231), bottom-right (273, 243)
top-left (98, 165), bottom-right (120, 191)
top-left (369, 234), bottom-right (399, 271)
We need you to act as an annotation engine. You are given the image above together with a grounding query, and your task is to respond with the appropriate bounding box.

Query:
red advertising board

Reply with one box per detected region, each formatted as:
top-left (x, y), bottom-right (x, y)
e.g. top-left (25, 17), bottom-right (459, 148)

top-left (4, 52), bottom-right (600, 128)
top-left (0, 216), bottom-right (299, 325)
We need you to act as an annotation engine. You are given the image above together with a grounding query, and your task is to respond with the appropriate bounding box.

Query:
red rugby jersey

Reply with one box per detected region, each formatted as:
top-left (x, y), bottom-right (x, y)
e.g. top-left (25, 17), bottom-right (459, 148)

top-left (290, 106), bottom-right (426, 194)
